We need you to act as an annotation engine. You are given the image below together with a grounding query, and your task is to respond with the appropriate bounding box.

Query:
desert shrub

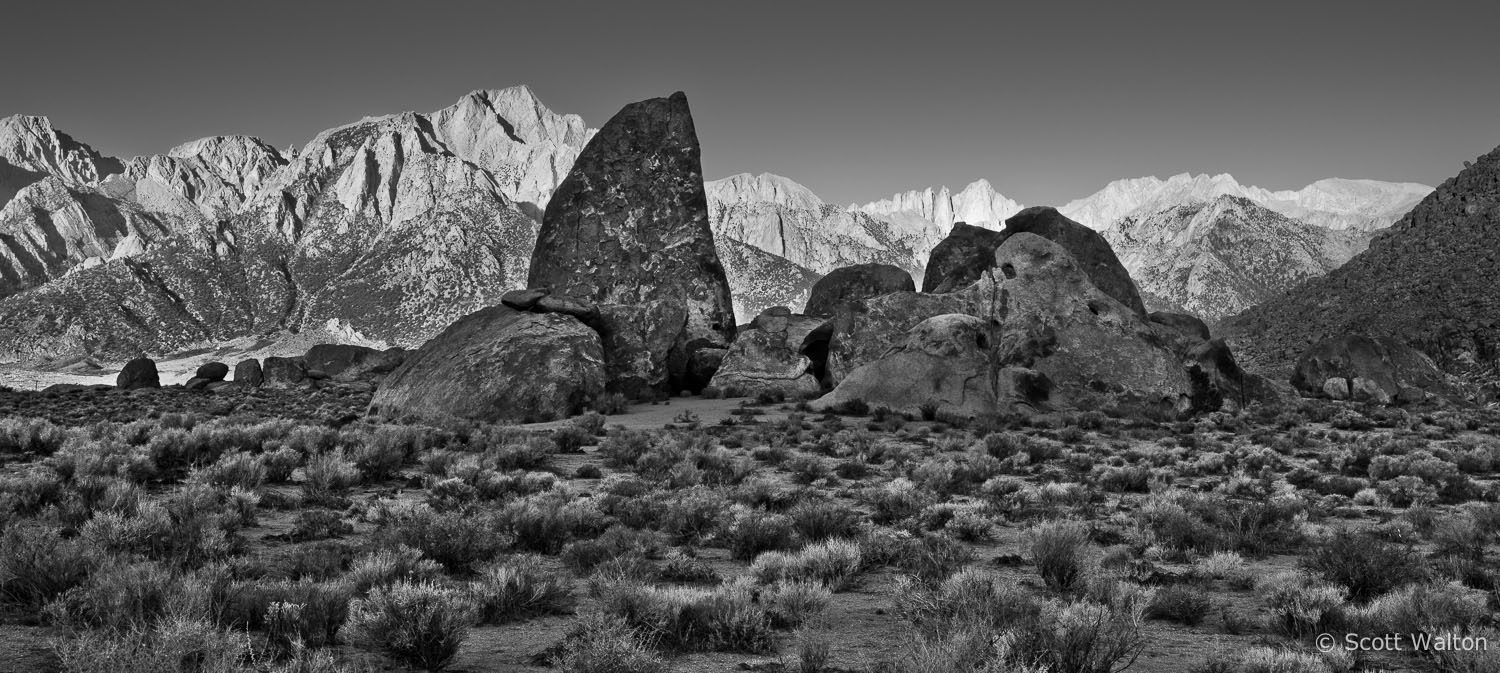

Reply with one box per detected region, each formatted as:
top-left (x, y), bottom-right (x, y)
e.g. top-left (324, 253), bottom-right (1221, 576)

top-left (220, 578), bottom-right (352, 647)
top-left (0, 417), bottom-right (69, 455)
top-left (43, 560), bottom-right (178, 630)
top-left (1301, 529), bottom-right (1428, 602)
top-left (1190, 551), bottom-right (1255, 588)
top-left (489, 436), bottom-right (555, 471)
top-left (370, 504), bottom-right (507, 573)
top-left (599, 429), bottom-right (655, 469)
top-left (894, 533), bottom-right (974, 584)
top-left (1428, 627), bottom-right (1500, 673)
top-left (561, 526), bottom-right (666, 573)
top-left (658, 550), bottom-right (719, 584)
top-left (347, 438), bottom-right (407, 483)
top-left (1236, 647), bottom-right (1352, 673)
top-left (786, 454), bottom-right (831, 485)
top-left (289, 509), bottom-right (353, 542)
top-left (654, 486), bottom-right (730, 543)
top-left (554, 613), bottom-right (667, 673)
top-left (303, 450), bottom-right (361, 498)
top-left (594, 578), bottom-right (775, 653)
top-left (1008, 591), bottom-right (1151, 673)
top-left (1146, 584), bottom-right (1213, 625)
top-left (787, 499), bottom-right (863, 542)
top-left (892, 566), bottom-right (1041, 636)
top-left (499, 491), bottom-right (609, 554)
top-left (193, 451), bottom-right (267, 490)
top-left (51, 613), bottom-right (250, 673)
top-left (346, 580), bottom-right (476, 671)
top-left (761, 580), bottom-right (833, 628)
top-left (470, 555), bottom-right (575, 624)
top-left (1258, 571), bottom-right (1347, 639)
top-left (553, 425), bottom-right (592, 454)
top-left (723, 508), bottom-right (799, 561)
top-left (80, 497), bottom-right (239, 570)
top-left (1097, 466), bottom-right (1152, 493)
top-left (1027, 519), bottom-right (1093, 593)
top-left (261, 446), bottom-right (304, 483)
top-left (750, 539), bottom-right (863, 590)
top-left (1344, 581), bottom-right (1488, 638)
top-left (346, 546), bottom-right (444, 596)
top-left (865, 478), bottom-right (936, 525)
top-left (0, 523), bottom-right (96, 609)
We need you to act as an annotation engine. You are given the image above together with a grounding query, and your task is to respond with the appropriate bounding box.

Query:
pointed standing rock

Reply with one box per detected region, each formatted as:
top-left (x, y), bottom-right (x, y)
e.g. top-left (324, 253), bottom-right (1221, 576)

top-left (528, 92), bottom-right (735, 392)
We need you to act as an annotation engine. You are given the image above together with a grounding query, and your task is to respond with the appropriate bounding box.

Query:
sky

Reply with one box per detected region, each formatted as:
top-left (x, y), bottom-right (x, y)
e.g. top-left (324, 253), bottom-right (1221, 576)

top-left (2, 0), bottom-right (1497, 206)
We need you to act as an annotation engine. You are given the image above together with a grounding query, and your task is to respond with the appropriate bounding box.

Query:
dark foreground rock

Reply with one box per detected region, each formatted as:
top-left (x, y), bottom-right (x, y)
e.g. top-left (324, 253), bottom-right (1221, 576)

top-left (116, 358), bottom-right (160, 389)
top-left (804, 264), bottom-right (914, 317)
top-left (922, 222), bottom-right (1007, 294)
top-left (528, 91), bottom-right (735, 391)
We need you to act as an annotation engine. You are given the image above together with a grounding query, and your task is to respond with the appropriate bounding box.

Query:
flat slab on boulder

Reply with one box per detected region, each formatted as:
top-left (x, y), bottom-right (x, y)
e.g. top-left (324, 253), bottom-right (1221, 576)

top-left (804, 263), bottom-right (915, 317)
top-left (371, 306), bottom-right (606, 424)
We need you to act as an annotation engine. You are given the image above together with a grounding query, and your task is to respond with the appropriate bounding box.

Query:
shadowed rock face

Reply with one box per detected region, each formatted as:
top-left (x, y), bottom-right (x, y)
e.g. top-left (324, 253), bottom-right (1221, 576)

top-left (709, 307), bottom-right (827, 397)
top-left (922, 222), bottom-right (1007, 294)
top-left (370, 306), bottom-right (605, 424)
top-left (528, 92), bottom-right (735, 391)
top-left (804, 263), bottom-right (914, 317)
top-left (1291, 334), bottom-right (1448, 402)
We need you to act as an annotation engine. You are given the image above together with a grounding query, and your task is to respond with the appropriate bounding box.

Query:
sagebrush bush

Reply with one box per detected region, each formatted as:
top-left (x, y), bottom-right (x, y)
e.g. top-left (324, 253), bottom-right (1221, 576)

top-left (499, 491), bottom-right (609, 554)
top-left (1027, 519), bottom-right (1092, 593)
top-left (346, 545), bottom-right (443, 596)
top-left (599, 429), bottom-right (654, 469)
top-left (1301, 529), bottom-right (1428, 602)
top-left (553, 425), bottom-right (593, 454)
top-left (761, 580), bottom-right (833, 628)
top-left (220, 578), bottom-right (353, 648)
top-left (1258, 571), bottom-right (1348, 639)
top-left (370, 503), bottom-right (507, 572)
top-left (787, 499), bottom-right (863, 542)
top-left (470, 555), bottom-right (576, 624)
top-left (561, 526), bottom-right (665, 573)
top-left (865, 478), bottom-right (935, 525)
top-left (894, 533), bottom-right (973, 584)
top-left (594, 578), bottom-right (775, 653)
top-left (554, 613), bottom-right (667, 673)
top-left (750, 539), bottom-right (863, 590)
top-left (892, 566), bottom-right (1041, 637)
top-left (1146, 584), bottom-right (1213, 626)
top-left (1344, 581), bottom-right (1488, 638)
top-left (724, 508), bottom-right (799, 561)
top-left (43, 560), bottom-right (178, 630)
top-left (0, 523), bottom-right (95, 609)
top-left (302, 450), bottom-right (361, 498)
top-left (51, 613), bottom-right (250, 673)
top-left (346, 580), bottom-right (476, 671)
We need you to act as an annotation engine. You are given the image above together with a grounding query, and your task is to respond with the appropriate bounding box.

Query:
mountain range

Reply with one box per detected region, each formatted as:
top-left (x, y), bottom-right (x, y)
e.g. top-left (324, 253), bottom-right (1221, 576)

top-left (0, 86), bottom-right (1437, 368)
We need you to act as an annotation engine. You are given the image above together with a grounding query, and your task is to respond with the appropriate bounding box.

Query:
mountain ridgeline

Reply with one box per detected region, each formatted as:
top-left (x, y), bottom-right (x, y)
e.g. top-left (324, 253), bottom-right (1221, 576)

top-left (0, 85), bottom-right (1443, 374)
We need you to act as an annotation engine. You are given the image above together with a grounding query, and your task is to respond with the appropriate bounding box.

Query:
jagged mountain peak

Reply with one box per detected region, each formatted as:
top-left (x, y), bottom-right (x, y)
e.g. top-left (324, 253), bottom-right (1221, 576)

top-left (0, 114), bottom-right (124, 186)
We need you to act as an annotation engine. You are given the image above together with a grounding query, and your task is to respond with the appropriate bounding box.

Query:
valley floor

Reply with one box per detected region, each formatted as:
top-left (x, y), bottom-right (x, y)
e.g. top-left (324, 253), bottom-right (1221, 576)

top-left (1, 389), bottom-right (1498, 673)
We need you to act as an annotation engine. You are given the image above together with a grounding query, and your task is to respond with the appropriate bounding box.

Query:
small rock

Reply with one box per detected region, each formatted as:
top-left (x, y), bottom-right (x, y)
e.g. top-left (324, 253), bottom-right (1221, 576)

top-left (1322, 377), bottom-right (1351, 400)
top-left (195, 362), bottom-right (230, 382)
top-left (234, 359), bottom-right (263, 387)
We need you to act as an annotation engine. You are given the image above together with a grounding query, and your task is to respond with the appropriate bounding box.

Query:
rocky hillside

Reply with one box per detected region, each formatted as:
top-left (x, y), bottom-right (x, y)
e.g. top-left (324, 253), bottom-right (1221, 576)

top-left (707, 173), bottom-right (923, 276)
top-left (1223, 145), bottom-right (1500, 380)
top-left (1061, 172), bottom-right (1430, 233)
top-left (1105, 195), bottom-right (1367, 320)
top-left (0, 87), bottom-right (588, 363)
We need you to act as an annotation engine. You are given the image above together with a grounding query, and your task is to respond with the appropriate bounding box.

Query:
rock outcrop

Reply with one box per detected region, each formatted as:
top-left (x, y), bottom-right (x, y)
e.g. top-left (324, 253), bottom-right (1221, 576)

top-left (813, 314), bottom-right (1014, 417)
top-left (709, 307), bottom-right (828, 397)
top-left (234, 358), bottom-right (263, 387)
top-left (304, 344), bottom-right (406, 381)
top-left (1148, 312), bottom-right (1212, 343)
top-left (1002, 207), bottom-right (1146, 316)
top-left (826, 291), bottom-right (976, 386)
top-left (528, 92), bottom-right (735, 392)
top-left (1290, 335), bottom-right (1448, 403)
top-left (804, 263), bottom-right (914, 317)
top-left (922, 222), bottom-right (1007, 294)
top-left (370, 306), bottom-right (606, 424)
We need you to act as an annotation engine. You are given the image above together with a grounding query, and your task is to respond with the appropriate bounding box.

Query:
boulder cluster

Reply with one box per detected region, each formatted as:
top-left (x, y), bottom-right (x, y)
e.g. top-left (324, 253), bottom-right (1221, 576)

top-left (112, 343), bottom-right (406, 393)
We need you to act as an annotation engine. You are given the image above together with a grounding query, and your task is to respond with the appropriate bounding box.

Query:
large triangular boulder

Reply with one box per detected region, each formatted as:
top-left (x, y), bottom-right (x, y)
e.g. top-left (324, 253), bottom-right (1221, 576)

top-left (804, 264), bottom-right (915, 317)
top-left (527, 92), bottom-right (734, 392)
top-left (370, 306), bottom-right (606, 424)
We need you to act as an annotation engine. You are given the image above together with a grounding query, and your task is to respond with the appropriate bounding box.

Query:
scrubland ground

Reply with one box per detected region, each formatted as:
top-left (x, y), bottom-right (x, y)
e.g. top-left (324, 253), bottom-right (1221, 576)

top-left (2, 384), bottom-right (1500, 673)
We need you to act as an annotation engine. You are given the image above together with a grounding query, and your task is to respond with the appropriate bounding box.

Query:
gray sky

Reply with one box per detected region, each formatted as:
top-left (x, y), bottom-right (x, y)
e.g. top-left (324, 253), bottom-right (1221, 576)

top-left (3, 0), bottom-right (1495, 205)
